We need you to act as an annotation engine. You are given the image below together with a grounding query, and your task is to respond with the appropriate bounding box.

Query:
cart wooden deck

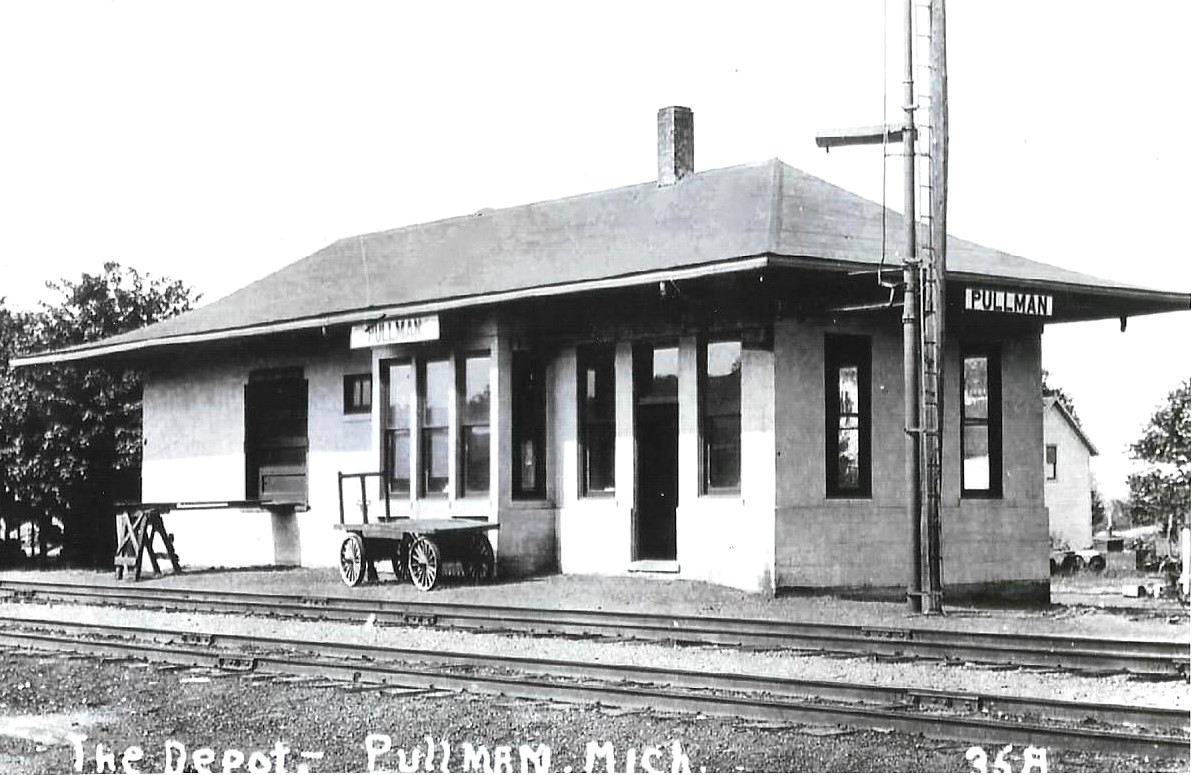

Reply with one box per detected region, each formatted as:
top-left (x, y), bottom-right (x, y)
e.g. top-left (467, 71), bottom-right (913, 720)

top-left (335, 472), bottom-right (498, 591)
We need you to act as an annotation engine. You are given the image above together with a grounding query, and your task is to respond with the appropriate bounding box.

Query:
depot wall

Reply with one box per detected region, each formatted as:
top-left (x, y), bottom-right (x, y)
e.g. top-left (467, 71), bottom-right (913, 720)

top-left (553, 336), bottom-right (776, 592)
top-left (141, 346), bottom-right (373, 569)
top-left (773, 318), bottom-right (1049, 603)
top-left (138, 299), bottom-right (1050, 603)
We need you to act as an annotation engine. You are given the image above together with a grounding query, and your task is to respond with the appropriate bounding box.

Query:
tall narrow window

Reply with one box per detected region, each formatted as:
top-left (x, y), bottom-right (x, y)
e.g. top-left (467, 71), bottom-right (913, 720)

top-left (701, 340), bottom-right (741, 492)
top-left (825, 335), bottom-right (871, 497)
top-left (578, 347), bottom-right (615, 495)
top-left (961, 344), bottom-right (1002, 496)
top-left (384, 361), bottom-right (413, 494)
top-left (420, 358), bottom-right (451, 496)
top-left (1045, 444), bottom-right (1058, 481)
top-left (512, 352), bottom-right (547, 499)
top-left (460, 353), bottom-right (491, 496)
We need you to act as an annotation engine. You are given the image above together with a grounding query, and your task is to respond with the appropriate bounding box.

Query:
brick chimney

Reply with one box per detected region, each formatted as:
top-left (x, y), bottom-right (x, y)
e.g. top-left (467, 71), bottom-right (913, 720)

top-left (657, 106), bottom-right (694, 186)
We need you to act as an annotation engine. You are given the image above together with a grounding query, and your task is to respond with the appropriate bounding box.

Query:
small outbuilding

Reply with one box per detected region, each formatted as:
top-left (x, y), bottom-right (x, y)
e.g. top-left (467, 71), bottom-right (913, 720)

top-left (1043, 396), bottom-right (1098, 551)
top-left (15, 108), bottom-right (1190, 603)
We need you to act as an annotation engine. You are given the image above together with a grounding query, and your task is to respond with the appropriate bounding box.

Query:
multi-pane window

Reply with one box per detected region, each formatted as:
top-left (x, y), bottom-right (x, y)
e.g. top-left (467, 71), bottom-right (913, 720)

top-left (579, 347), bottom-right (616, 495)
top-left (701, 340), bottom-right (741, 492)
top-left (512, 352), bottom-right (547, 499)
top-left (420, 358), bottom-right (451, 496)
top-left (384, 361), bottom-right (413, 494)
top-left (1045, 444), bottom-right (1058, 481)
top-left (343, 373), bottom-right (372, 415)
top-left (460, 354), bottom-right (491, 496)
top-left (825, 335), bottom-right (871, 497)
top-left (961, 345), bottom-right (1002, 496)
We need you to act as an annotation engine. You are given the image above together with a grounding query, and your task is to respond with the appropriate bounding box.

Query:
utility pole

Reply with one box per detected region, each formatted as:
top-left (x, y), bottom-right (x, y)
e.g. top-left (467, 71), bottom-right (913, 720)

top-left (898, 0), bottom-right (923, 615)
top-left (921, 0), bottom-right (948, 614)
top-left (817, 0), bottom-right (949, 613)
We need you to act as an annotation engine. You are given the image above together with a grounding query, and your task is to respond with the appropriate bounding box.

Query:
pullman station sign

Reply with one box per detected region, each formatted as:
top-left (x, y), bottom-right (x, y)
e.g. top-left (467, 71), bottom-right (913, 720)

top-left (964, 287), bottom-right (1054, 317)
top-left (350, 314), bottom-right (441, 348)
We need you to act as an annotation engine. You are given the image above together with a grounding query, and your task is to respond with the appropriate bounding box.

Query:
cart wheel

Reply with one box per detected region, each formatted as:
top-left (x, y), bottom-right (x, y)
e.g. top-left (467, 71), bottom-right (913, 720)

top-left (407, 535), bottom-right (440, 591)
top-left (338, 533), bottom-right (367, 587)
top-left (463, 533), bottom-right (494, 583)
top-left (391, 541), bottom-right (409, 582)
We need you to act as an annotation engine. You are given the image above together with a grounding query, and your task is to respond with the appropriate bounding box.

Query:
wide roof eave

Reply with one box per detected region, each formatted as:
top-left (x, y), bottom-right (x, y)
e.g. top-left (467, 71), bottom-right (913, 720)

top-left (12, 254), bottom-right (1188, 368)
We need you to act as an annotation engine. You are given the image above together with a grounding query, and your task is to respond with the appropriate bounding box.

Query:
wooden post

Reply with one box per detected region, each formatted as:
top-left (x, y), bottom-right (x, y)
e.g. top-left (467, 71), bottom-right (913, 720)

top-left (923, 0), bottom-right (948, 614)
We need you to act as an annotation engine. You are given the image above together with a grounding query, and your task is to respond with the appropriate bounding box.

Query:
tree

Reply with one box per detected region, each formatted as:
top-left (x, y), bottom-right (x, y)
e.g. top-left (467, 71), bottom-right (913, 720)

top-left (0, 263), bottom-right (196, 565)
top-left (1090, 478), bottom-right (1107, 531)
top-left (1127, 380), bottom-right (1190, 531)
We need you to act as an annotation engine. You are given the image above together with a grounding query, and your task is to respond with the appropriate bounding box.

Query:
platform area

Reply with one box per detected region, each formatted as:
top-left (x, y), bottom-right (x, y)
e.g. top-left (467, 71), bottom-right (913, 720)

top-left (1, 565), bottom-right (1186, 642)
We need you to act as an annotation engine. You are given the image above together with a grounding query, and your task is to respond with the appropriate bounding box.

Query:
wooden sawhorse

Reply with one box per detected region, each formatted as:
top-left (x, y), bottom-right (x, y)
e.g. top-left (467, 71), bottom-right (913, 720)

top-left (114, 507), bottom-right (180, 581)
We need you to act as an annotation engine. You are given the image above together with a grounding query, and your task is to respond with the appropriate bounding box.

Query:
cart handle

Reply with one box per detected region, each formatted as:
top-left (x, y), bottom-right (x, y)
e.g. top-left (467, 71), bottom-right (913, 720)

top-left (336, 471), bottom-right (392, 525)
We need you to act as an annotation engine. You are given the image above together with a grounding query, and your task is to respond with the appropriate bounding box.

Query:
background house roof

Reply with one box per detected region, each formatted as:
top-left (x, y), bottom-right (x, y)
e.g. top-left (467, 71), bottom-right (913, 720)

top-left (14, 159), bottom-right (1190, 365)
top-left (1044, 395), bottom-right (1100, 456)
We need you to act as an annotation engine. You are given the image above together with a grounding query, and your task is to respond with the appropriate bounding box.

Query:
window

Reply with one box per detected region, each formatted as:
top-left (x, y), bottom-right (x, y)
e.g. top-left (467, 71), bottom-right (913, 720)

top-left (1045, 444), bottom-right (1057, 481)
top-left (460, 353), bottom-right (491, 496)
top-left (420, 358), bottom-right (451, 496)
top-left (701, 340), bottom-right (741, 492)
top-left (343, 373), bottom-right (372, 415)
top-left (578, 346), bottom-right (616, 495)
top-left (825, 335), bottom-right (871, 497)
top-left (634, 345), bottom-right (679, 403)
top-left (383, 361), bottom-right (413, 494)
top-left (512, 352), bottom-right (547, 499)
top-left (961, 344), bottom-right (1002, 496)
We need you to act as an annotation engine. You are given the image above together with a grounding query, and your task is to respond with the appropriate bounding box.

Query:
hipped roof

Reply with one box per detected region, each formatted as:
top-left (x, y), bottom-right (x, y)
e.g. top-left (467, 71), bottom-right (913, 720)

top-left (14, 159), bottom-right (1189, 366)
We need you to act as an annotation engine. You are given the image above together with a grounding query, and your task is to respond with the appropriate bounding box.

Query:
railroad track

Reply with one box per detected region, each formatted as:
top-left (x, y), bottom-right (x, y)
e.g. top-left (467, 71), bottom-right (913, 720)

top-left (0, 616), bottom-right (1186, 759)
top-left (0, 579), bottom-right (1187, 678)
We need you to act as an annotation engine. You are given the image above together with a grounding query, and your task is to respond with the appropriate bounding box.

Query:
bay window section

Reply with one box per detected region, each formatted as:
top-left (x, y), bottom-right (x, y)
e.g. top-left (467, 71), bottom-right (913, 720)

top-left (579, 346), bottom-right (615, 496)
top-left (825, 335), bottom-right (871, 497)
top-left (961, 345), bottom-right (1002, 496)
top-left (383, 361), bottom-right (413, 495)
top-left (420, 358), bottom-right (451, 496)
top-left (701, 340), bottom-right (742, 492)
top-left (460, 353), bottom-right (491, 496)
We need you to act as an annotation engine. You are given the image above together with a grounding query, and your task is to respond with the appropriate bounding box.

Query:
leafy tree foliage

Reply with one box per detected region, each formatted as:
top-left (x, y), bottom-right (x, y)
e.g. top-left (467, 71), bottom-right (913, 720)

top-left (1090, 480), bottom-right (1106, 531)
top-left (1127, 380), bottom-right (1190, 530)
top-left (0, 264), bottom-right (196, 565)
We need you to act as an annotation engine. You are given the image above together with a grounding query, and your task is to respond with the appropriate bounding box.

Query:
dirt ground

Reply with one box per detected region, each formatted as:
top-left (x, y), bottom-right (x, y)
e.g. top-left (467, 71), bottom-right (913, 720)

top-left (0, 647), bottom-right (1185, 774)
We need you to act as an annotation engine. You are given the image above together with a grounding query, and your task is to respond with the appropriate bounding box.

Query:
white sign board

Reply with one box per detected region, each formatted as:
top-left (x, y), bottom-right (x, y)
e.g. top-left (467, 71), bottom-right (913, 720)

top-left (964, 287), bottom-right (1053, 317)
top-left (350, 315), bottom-right (440, 348)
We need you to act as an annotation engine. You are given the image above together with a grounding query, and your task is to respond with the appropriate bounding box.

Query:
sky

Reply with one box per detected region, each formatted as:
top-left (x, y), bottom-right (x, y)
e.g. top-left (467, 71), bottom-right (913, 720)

top-left (0, 1), bottom-right (1188, 500)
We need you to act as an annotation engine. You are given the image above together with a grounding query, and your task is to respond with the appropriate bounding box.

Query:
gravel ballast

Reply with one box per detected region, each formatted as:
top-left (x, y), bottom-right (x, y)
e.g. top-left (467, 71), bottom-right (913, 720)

top-left (0, 648), bottom-right (1186, 774)
top-left (1, 600), bottom-right (1186, 712)
top-left (2, 567), bottom-right (1187, 641)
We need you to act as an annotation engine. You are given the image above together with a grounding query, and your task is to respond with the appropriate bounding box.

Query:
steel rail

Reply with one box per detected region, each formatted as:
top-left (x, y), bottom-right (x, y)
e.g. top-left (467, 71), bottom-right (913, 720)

top-left (0, 618), bottom-right (1186, 760)
top-left (0, 579), bottom-right (1187, 677)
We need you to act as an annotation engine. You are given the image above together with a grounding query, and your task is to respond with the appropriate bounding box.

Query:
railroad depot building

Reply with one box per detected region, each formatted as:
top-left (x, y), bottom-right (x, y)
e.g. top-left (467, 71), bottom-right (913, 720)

top-left (18, 108), bottom-right (1189, 602)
